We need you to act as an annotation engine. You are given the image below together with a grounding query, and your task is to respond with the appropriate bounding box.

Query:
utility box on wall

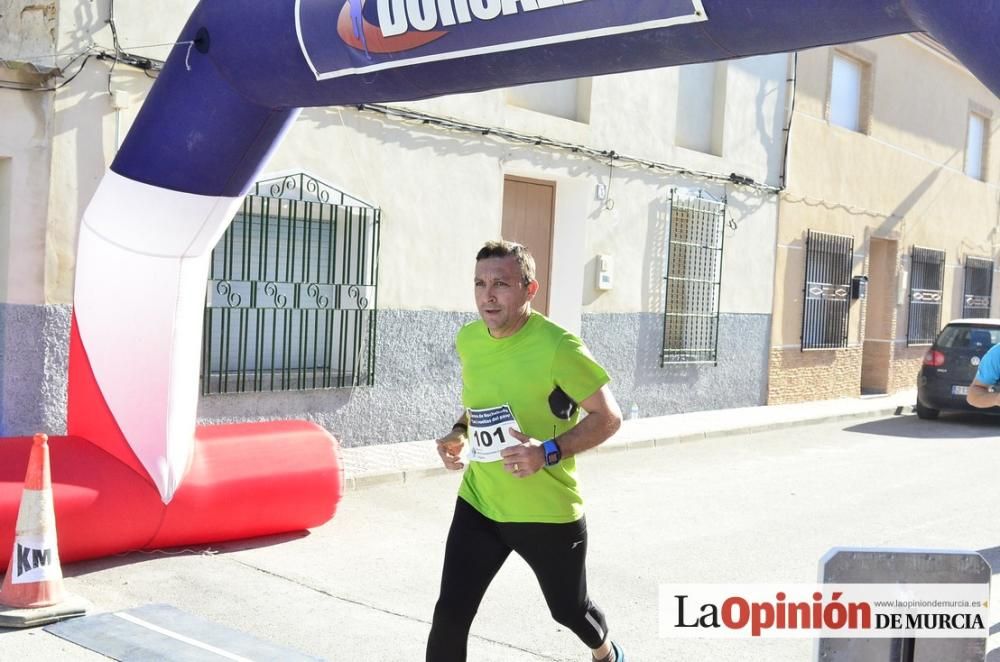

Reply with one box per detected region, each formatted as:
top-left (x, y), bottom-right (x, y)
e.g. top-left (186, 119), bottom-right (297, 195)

top-left (596, 254), bottom-right (613, 290)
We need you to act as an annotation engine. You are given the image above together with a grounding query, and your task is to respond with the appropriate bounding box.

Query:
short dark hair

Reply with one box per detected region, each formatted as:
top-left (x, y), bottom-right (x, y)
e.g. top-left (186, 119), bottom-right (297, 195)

top-left (476, 240), bottom-right (536, 285)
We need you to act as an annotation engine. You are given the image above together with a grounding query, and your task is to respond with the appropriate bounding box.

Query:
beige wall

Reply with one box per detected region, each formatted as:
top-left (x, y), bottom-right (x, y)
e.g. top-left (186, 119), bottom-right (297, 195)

top-left (0, 0), bottom-right (159, 304)
top-left (393, 54), bottom-right (787, 317)
top-left (0, 0), bottom-right (57, 305)
top-left (770, 35), bottom-right (1000, 403)
top-left (1, 0), bottom-right (56, 62)
top-left (0, 74), bottom-right (55, 305)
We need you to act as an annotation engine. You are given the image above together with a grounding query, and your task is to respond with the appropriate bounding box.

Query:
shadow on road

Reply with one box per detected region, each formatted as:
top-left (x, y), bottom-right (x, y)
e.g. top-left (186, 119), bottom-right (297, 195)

top-left (845, 413), bottom-right (1000, 439)
top-left (62, 530), bottom-right (311, 578)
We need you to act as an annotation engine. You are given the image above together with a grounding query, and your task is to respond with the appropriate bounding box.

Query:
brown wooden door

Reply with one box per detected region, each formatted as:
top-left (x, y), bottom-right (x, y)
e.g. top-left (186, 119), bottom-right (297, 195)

top-left (860, 237), bottom-right (898, 395)
top-left (501, 176), bottom-right (555, 315)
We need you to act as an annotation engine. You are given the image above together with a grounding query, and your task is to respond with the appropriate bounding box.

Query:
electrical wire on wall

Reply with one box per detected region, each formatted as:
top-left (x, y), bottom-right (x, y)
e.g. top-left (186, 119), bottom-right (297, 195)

top-left (0, 48), bottom-right (96, 91)
top-left (0, 45), bottom-right (162, 92)
top-left (107, 0), bottom-right (121, 94)
top-left (105, 0), bottom-right (171, 80)
top-left (779, 52), bottom-right (799, 189)
top-left (353, 103), bottom-right (783, 197)
top-left (603, 152), bottom-right (617, 211)
top-left (0, 0), bottom-right (166, 92)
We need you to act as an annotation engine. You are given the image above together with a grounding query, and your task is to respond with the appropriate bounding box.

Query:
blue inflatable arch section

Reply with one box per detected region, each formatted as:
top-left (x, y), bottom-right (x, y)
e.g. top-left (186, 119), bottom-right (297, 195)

top-left (65, 0), bottom-right (1000, 505)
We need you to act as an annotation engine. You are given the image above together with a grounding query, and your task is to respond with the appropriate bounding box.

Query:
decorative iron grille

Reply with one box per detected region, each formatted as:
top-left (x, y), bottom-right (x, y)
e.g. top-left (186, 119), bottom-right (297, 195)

top-left (962, 256), bottom-right (993, 319)
top-left (801, 230), bottom-right (853, 350)
top-left (906, 246), bottom-right (945, 346)
top-left (201, 173), bottom-right (381, 394)
top-left (661, 190), bottom-right (726, 366)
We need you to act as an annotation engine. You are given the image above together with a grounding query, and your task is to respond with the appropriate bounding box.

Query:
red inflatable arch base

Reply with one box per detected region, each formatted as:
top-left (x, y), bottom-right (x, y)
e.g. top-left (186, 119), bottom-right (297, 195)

top-left (0, 422), bottom-right (343, 568)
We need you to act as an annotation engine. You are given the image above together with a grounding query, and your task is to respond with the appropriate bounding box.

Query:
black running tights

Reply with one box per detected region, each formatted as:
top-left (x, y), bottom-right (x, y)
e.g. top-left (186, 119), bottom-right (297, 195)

top-left (426, 498), bottom-right (608, 661)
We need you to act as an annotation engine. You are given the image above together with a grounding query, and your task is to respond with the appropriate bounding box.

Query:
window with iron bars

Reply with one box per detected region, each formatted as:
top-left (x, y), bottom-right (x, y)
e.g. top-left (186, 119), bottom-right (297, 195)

top-left (962, 256), bottom-right (994, 319)
top-left (801, 230), bottom-right (853, 350)
top-left (661, 190), bottom-right (726, 366)
top-left (906, 246), bottom-right (945, 346)
top-left (200, 173), bottom-right (381, 395)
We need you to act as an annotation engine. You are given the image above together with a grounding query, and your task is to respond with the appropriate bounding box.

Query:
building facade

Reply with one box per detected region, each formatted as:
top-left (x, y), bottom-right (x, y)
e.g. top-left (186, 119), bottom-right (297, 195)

top-left (0, 1), bottom-right (789, 446)
top-left (769, 35), bottom-right (1000, 403)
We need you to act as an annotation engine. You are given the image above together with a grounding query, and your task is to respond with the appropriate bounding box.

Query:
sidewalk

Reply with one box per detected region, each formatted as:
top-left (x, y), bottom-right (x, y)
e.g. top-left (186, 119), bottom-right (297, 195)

top-left (340, 389), bottom-right (918, 489)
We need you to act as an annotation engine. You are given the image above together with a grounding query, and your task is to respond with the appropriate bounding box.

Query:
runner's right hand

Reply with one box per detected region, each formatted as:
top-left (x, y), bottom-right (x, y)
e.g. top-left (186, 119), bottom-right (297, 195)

top-left (436, 430), bottom-right (466, 470)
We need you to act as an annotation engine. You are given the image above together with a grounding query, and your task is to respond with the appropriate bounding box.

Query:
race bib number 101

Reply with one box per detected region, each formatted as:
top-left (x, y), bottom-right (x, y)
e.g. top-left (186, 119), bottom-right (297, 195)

top-left (468, 404), bottom-right (522, 463)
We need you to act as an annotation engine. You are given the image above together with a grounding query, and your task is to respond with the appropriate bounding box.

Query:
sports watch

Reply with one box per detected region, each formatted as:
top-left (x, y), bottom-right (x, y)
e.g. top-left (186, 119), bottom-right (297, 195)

top-left (542, 439), bottom-right (562, 467)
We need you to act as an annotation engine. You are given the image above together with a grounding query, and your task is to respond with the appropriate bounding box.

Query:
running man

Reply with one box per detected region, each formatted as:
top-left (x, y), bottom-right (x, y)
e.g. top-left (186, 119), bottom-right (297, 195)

top-left (426, 240), bottom-right (625, 662)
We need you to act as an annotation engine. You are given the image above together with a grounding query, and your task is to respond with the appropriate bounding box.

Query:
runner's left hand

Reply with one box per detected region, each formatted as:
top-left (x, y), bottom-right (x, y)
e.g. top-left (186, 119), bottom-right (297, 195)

top-left (501, 429), bottom-right (544, 478)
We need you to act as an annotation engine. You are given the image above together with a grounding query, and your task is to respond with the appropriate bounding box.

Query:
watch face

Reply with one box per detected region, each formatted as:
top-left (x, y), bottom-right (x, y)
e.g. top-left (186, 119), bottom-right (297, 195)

top-left (546, 450), bottom-right (559, 465)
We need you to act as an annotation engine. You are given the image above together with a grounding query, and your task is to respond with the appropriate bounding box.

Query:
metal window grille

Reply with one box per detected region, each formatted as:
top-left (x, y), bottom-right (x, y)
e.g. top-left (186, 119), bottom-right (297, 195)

top-left (906, 246), bottom-right (945, 346)
top-left (201, 173), bottom-right (381, 395)
top-left (661, 190), bottom-right (726, 366)
top-left (962, 256), bottom-right (993, 319)
top-left (801, 230), bottom-right (853, 350)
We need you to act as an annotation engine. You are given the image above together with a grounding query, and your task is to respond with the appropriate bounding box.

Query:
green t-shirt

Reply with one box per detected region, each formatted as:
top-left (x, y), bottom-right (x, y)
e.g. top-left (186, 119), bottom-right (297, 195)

top-left (456, 312), bottom-right (610, 523)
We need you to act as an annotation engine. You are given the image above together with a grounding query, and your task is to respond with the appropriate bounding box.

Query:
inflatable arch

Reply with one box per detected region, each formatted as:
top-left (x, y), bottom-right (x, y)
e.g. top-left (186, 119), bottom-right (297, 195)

top-left (2, 0), bottom-right (999, 565)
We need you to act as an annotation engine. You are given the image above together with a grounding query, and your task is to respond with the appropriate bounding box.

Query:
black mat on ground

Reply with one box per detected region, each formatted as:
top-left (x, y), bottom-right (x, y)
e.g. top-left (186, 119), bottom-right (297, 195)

top-left (44, 603), bottom-right (324, 661)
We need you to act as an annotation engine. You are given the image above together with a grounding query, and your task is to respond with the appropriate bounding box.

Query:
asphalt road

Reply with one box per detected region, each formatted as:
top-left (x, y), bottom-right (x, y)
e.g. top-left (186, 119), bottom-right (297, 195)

top-left (2, 410), bottom-right (1000, 661)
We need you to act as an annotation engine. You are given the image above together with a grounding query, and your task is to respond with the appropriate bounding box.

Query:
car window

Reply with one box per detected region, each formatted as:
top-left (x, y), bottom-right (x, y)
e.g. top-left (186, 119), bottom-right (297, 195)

top-left (936, 325), bottom-right (1000, 349)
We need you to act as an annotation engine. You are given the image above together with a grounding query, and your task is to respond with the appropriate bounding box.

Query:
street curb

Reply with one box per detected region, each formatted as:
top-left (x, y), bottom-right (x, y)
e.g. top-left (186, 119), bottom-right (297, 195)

top-left (343, 402), bottom-right (915, 490)
top-left (596, 403), bottom-right (912, 452)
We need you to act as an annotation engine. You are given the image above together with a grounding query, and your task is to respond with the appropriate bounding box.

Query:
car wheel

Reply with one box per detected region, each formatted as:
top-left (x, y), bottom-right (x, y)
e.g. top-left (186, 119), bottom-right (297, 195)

top-left (915, 402), bottom-right (939, 420)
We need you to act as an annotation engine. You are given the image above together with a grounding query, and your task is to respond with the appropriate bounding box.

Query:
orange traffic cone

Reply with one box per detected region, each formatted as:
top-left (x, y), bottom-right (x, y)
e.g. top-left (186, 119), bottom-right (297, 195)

top-left (0, 433), bottom-right (65, 608)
